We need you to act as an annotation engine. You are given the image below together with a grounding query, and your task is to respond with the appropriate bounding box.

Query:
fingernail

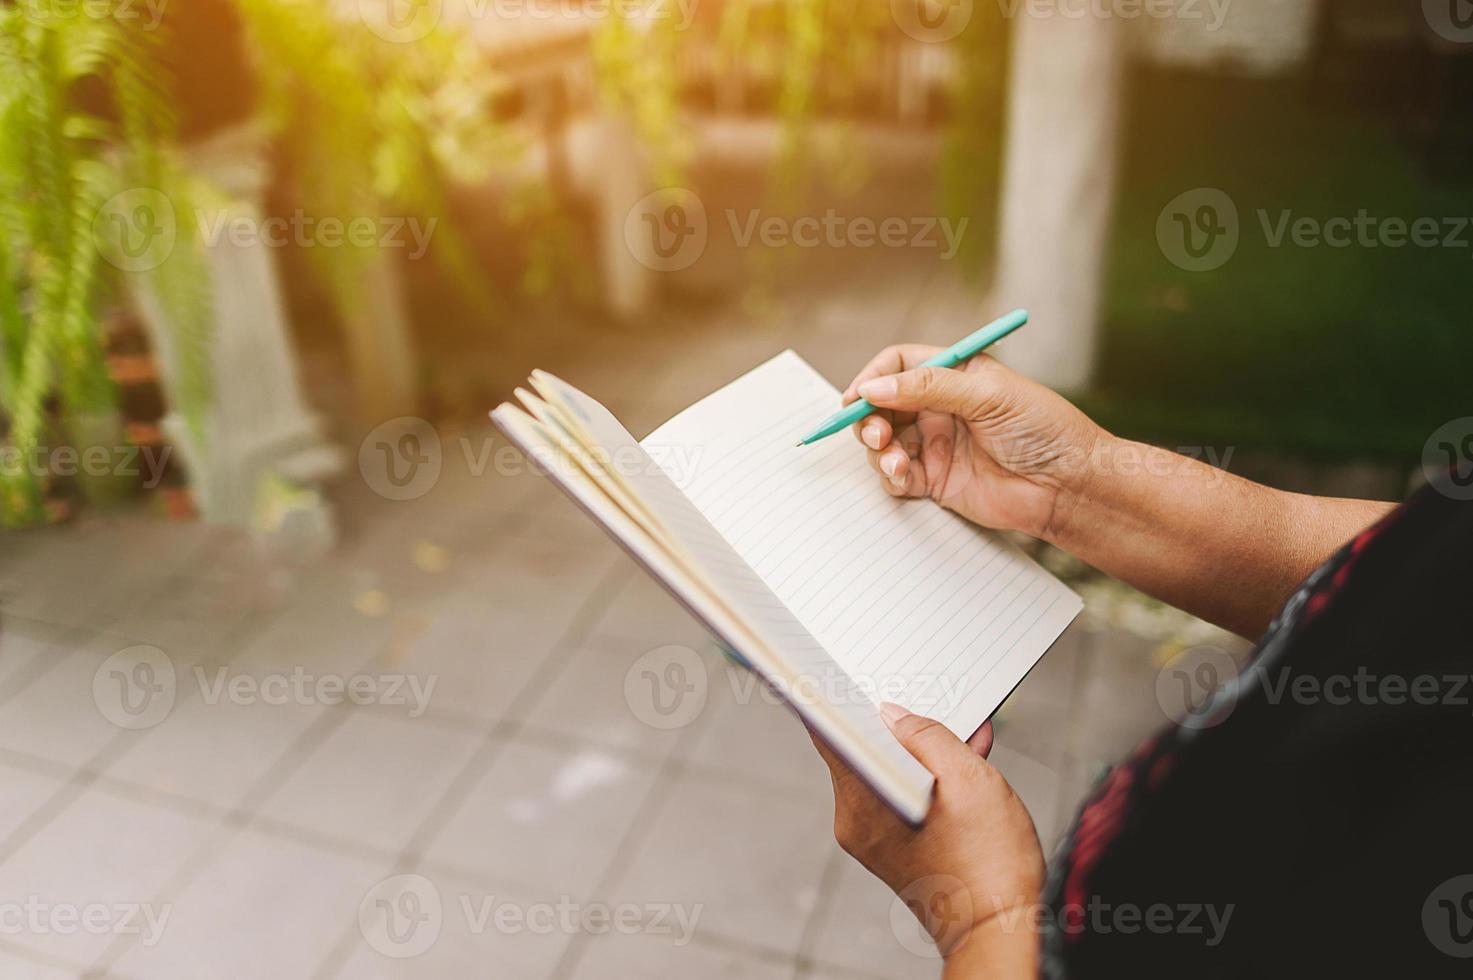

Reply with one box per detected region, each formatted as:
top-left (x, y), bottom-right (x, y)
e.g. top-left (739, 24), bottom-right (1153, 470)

top-left (879, 701), bottom-right (910, 728)
top-left (858, 377), bottom-right (897, 402)
top-left (880, 454), bottom-right (897, 478)
top-left (861, 421), bottom-right (883, 450)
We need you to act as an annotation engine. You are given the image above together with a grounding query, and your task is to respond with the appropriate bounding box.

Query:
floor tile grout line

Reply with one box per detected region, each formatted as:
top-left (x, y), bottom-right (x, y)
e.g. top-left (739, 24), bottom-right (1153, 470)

top-left (10, 548), bottom-right (629, 977)
top-left (792, 846), bottom-right (849, 976)
top-left (541, 683), bottom-right (824, 975)
top-left (543, 756), bottom-right (687, 980)
top-left (309, 558), bottom-right (633, 980)
top-left (0, 608), bottom-right (268, 867)
top-left (85, 603), bottom-right (401, 976)
top-left (0, 777), bottom-right (94, 868)
top-left (0, 624), bottom-right (93, 709)
top-left (396, 557), bottom-right (632, 861)
top-left (0, 932), bottom-right (98, 975)
top-left (84, 701), bottom-right (373, 974)
top-left (0, 521), bottom-right (253, 716)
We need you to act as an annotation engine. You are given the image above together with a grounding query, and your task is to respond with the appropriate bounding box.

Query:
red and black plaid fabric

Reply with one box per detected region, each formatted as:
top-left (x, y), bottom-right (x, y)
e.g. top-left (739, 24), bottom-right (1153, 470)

top-left (1040, 483), bottom-right (1473, 979)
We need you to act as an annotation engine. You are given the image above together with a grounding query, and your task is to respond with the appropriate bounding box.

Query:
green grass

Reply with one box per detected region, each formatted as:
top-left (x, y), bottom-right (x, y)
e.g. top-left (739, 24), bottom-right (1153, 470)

top-left (1088, 67), bottom-right (1472, 463)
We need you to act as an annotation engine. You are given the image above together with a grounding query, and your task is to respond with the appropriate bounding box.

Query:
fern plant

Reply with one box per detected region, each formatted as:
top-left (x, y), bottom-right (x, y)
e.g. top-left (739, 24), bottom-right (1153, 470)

top-left (0, 3), bottom-right (209, 527)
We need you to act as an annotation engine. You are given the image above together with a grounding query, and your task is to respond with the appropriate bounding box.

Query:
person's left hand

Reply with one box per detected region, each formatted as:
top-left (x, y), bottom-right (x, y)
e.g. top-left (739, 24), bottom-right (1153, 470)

top-left (809, 705), bottom-right (1045, 958)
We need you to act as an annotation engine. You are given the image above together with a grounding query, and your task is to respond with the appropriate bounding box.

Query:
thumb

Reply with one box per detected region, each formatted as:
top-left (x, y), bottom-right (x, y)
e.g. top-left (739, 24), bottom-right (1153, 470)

top-left (857, 365), bottom-right (993, 418)
top-left (879, 702), bottom-right (977, 777)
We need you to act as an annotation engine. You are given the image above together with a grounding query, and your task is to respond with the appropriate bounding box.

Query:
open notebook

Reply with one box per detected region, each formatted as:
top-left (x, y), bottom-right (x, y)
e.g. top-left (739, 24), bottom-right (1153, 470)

top-left (491, 351), bottom-right (1081, 824)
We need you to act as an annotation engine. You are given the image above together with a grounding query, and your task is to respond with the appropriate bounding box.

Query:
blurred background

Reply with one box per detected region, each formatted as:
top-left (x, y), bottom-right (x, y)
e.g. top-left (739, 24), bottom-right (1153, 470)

top-left (0, 0), bottom-right (1469, 977)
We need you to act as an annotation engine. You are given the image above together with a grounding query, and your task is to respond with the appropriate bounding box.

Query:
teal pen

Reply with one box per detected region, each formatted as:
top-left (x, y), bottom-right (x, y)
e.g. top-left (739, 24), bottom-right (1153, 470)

top-left (795, 308), bottom-right (1029, 447)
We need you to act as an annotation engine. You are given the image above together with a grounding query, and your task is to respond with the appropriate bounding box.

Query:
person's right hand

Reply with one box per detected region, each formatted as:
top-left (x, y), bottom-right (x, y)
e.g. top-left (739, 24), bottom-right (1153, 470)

top-left (842, 346), bottom-right (1105, 541)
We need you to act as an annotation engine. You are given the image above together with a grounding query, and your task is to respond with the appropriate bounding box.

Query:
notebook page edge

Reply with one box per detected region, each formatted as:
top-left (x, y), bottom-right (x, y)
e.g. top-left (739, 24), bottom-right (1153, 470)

top-left (641, 349), bottom-right (810, 448)
top-left (490, 401), bottom-right (934, 824)
top-left (643, 350), bottom-right (1084, 741)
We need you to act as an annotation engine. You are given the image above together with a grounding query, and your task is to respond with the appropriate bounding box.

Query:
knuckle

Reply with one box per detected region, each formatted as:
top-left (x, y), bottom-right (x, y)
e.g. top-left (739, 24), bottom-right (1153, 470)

top-left (833, 811), bottom-right (881, 858)
top-left (833, 810), bottom-right (867, 851)
top-left (897, 714), bottom-right (945, 744)
top-left (833, 811), bottom-right (852, 846)
top-left (916, 367), bottom-right (964, 406)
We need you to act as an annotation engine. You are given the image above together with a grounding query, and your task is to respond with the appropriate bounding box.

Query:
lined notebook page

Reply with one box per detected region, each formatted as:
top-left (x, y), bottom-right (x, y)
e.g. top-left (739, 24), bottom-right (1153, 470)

top-left (515, 374), bottom-right (935, 820)
top-left (643, 351), bottom-right (1082, 737)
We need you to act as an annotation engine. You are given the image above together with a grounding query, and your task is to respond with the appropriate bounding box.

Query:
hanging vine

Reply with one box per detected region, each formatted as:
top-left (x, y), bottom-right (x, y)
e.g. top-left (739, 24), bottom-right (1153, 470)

top-left (229, 0), bottom-right (511, 323)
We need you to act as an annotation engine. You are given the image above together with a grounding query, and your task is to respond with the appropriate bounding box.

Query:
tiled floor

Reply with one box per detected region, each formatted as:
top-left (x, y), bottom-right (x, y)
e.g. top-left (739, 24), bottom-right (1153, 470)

top-left (0, 262), bottom-right (1206, 978)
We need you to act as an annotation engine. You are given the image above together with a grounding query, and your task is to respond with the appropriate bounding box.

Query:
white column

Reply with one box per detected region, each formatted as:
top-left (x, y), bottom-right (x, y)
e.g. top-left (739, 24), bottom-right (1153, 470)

top-left (991, 14), bottom-right (1126, 390)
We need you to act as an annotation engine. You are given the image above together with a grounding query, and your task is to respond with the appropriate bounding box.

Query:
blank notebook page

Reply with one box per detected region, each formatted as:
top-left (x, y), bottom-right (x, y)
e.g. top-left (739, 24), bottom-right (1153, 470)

top-left (642, 350), bottom-right (1082, 736)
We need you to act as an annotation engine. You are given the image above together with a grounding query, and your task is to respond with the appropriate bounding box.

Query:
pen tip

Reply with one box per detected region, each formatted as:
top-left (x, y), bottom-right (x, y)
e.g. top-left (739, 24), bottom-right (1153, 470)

top-left (793, 441), bottom-right (803, 448)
